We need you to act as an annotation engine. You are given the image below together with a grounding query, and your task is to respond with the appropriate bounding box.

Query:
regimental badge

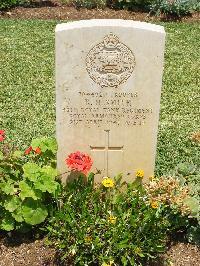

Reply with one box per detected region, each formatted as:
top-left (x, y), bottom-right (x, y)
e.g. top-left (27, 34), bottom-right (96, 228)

top-left (86, 33), bottom-right (136, 88)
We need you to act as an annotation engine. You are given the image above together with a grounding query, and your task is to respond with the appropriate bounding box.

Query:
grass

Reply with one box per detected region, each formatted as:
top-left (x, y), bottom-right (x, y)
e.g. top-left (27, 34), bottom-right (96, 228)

top-left (0, 19), bottom-right (199, 175)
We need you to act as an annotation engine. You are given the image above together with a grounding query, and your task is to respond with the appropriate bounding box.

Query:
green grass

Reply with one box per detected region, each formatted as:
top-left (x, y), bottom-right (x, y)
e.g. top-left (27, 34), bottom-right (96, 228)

top-left (0, 19), bottom-right (199, 175)
top-left (157, 22), bottom-right (200, 174)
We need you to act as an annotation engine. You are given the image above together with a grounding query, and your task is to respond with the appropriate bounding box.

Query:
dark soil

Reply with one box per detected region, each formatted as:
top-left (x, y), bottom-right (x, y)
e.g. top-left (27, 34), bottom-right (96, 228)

top-left (0, 232), bottom-right (199, 266)
top-left (0, 0), bottom-right (199, 22)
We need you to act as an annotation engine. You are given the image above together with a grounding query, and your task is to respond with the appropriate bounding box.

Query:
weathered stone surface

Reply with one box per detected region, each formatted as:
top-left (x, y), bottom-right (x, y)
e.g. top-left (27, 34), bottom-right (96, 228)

top-left (56, 19), bottom-right (165, 182)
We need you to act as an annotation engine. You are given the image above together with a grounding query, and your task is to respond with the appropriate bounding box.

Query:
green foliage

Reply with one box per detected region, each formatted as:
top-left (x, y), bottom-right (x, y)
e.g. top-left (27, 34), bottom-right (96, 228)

top-left (69, 0), bottom-right (107, 9)
top-left (0, 0), bottom-right (27, 10)
top-left (175, 163), bottom-right (200, 220)
top-left (0, 136), bottom-right (61, 231)
top-left (150, 0), bottom-right (200, 16)
top-left (46, 174), bottom-right (189, 265)
top-left (113, 0), bottom-right (152, 11)
top-left (110, 0), bottom-right (199, 13)
top-left (186, 225), bottom-right (200, 246)
top-left (171, 163), bottom-right (200, 245)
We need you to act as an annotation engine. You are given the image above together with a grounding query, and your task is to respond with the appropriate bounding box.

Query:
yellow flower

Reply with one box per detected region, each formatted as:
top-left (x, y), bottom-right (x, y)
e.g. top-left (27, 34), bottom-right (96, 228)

top-left (102, 261), bottom-right (114, 266)
top-left (102, 177), bottom-right (115, 188)
top-left (136, 169), bottom-right (144, 178)
top-left (151, 201), bottom-right (159, 209)
top-left (108, 215), bottom-right (117, 224)
top-left (84, 235), bottom-right (92, 243)
top-left (134, 247), bottom-right (142, 255)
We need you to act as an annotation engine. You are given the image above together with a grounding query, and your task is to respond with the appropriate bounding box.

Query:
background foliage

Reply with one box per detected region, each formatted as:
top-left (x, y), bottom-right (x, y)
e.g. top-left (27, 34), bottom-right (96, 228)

top-left (0, 0), bottom-right (27, 9)
top-left (0, 0), bottom-right (199, 16)
top-left (172, 162), bottom-right (200, 245)
top-left (150, 0), bottom-right (200, 16)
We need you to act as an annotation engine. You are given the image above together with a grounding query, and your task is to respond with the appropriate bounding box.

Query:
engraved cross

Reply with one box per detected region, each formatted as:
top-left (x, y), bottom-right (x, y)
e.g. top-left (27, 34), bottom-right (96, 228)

top-left (90, 130), bottom-right (124, 175)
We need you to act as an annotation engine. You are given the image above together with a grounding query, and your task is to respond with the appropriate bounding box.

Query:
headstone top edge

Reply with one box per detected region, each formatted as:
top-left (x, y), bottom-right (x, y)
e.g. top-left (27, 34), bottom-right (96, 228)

top-left (55, 19), bottom-right (165, 34)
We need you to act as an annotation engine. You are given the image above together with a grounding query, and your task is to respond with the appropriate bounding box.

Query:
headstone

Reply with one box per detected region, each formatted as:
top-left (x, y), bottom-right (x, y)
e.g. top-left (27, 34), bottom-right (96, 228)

top-left (56, 19), bottom-right (165, 182)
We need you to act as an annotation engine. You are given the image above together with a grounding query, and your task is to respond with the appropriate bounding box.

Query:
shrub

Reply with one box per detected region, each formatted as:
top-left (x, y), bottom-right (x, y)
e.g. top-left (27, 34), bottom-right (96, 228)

top-left (66, 0), bottom-right (107, 9)
top-left (0, 0), bottom-right (28, 9)
top-left (46, 170), bottom-right (194, 265)
top-left (150, 0), bottom-right (200, 17)
top-left (173, 162), bottom-right (200, 245)
top-left (112, 0), bottom-right (153, 11)
top-left (0, 131), bottom-right (61, 231)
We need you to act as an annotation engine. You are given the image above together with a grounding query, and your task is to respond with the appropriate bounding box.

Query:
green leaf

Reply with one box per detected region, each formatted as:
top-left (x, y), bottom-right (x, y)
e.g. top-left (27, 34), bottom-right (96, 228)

top-left (44, 138), bottom-right (57, 153)
top-left (184, 196), bottom-right (199, 216)
top-left (12, 150), bottom-right (23, 159)
top-left (31, 138), bottom-right (43, 150)
top-left (19, 180), bottom-right (41, 200)
top-left (12, 206), bottom-right (24, 222)
top-left (31, 137), bottom-right (57, 153)
top-left (118, 239), bottom-right (129, 249)
top-left (22, 198), bottom-right (48, 225)
top-left (34, 174), bottom-right (59, 194)
top-left (4, 196), bottom-right (21, 212)
top-left (23, 163), bottom-right (41, 182)
top-left (32, 166), bottom-right (59, 194)
top-left (187, 226), bottom-right (200, 245)
top-left (177, 163), bottom-right (196, 176)
top-left (0, 180), bottom-right (16, 195)
top-left (121, 256), bottom-right (128, 266)
top-left (1, 213), bottom-right (15, 231)
top-left (0, 151), bottom-right (3, 160)
top-left (42, 166), bottom-right (58, 179)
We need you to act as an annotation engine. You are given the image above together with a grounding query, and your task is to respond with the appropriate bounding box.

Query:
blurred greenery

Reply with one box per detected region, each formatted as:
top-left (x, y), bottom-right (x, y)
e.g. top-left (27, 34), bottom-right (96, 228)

top-left (0, 20), bottom-right (199, 175)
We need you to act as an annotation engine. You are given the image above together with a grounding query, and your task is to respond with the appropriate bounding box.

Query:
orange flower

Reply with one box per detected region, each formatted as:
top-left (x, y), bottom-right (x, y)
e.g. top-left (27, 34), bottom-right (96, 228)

top-left (151, 201), bottom-right (159, 209)
top-left (34, 147), bottom-right (42, 154)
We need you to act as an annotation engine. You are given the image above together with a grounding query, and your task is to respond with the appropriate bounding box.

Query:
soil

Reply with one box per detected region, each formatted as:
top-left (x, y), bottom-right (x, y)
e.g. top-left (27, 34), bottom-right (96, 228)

top-left (0, 0), bottom-right (199, 22)
top-left (0, 232), bottom-right (199, 266)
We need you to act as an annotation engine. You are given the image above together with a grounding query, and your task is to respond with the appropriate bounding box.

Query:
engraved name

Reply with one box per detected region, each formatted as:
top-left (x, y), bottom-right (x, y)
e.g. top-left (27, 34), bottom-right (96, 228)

top-left (62, 90), bottom-right (153, 128)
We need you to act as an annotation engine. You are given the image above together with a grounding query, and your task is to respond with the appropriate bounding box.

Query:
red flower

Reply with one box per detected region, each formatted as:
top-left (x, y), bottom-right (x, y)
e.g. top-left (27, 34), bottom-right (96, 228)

top-left (0, 135), bottom-right (5, 142)
top-left (0, 130), bottom-right (5, 142)
top-left (34, 147), bottom-right (42, 154)
top-left (24, 146), bottom-right (41, 155)
top-left (0, 130), bottom-right (5, 135)
top-left (24, 146), bottom-right (33, 155)
top-left (65, 151), bottom-right (93, 175)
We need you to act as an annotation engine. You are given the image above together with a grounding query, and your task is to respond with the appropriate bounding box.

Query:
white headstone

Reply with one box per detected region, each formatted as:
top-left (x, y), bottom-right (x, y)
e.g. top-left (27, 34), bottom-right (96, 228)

top-left (56, 19), bottom-right (165, 182)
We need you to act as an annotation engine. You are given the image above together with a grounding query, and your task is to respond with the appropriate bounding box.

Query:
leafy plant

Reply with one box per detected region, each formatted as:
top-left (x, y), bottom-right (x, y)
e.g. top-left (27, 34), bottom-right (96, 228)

top-left (112, 0), bottom-right (153, 11)
top-left (150, 0), bottom-right (200, 17)
top-left (0, 132), bottom-right (61, 231)
top-left (0, 0), bottom-right (28, 9)
top-left (69, 0), bottom-right (107, 9)
top-left (172, 162), bottom-right (200, 245)
top-left (46, 170), bottom-right (192, 265)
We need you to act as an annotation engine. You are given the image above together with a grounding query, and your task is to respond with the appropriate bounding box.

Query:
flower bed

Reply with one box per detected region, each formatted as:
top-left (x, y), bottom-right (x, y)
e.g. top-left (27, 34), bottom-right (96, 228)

top-left (0, 131), bottom-right (199, 265)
